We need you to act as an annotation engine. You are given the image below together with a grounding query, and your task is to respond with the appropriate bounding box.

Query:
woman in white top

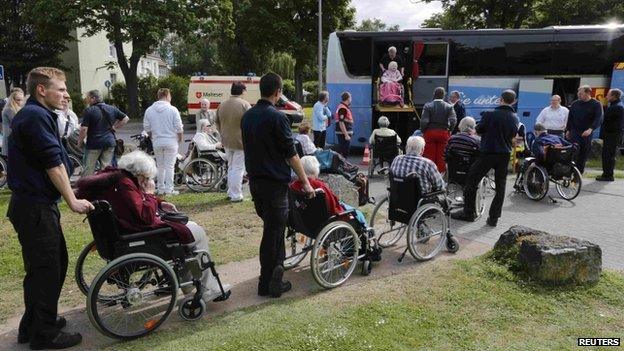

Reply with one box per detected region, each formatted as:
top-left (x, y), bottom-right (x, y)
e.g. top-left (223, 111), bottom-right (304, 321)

top-left (536, 95), bottom-right (569, 137)
top-left (181, 119), bottom-right (226, 170)
top-left (294, 122), bottom-right (318, 155)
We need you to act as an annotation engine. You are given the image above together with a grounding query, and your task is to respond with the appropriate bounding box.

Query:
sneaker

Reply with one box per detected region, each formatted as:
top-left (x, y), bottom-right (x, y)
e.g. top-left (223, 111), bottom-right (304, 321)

top-left (30, 331), bottom-right (82, 350)
top-left (595, 175), bottom-right (615, 182)
top-left (18, 316), bottom-right (67, 344)
top-left (486, 217), bottom-right (498, 227)
top-left (230, 197), bottom-right (243, 203)
top-left (202, 284), bottom-right (232, 302)
top-left (451, 211), bottom-right (476, 222)
top-left (166, 190), bottom-right (180, 195)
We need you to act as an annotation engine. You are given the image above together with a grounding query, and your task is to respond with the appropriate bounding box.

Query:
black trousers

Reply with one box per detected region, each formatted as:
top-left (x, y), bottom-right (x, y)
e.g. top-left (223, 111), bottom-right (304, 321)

top-left (313, 130), bottom-right (326, 149)
top-left (463, 153), bottom-right (510, 219)
top-left (602, 132), bottom-right (622, 177)
top-left (8, 198), bottom-right (68, 340)
top-left (249, 179), bottom-right (288, 287)
top-left (569, 133), bottom-right (593, 174)
top-left (336, 134), bottom-right (351, 157)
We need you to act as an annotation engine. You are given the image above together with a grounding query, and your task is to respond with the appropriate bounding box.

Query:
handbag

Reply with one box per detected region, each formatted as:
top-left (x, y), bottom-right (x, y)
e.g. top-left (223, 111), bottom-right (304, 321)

top-left (161, 211), bottom-right (189, 224)
top-left (96, 105), bottom-right (125, 156)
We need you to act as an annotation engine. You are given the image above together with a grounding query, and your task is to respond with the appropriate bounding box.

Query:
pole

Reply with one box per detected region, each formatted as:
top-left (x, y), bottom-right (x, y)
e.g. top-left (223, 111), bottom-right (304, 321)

top-left (318, 0), bottom-right (323, 94)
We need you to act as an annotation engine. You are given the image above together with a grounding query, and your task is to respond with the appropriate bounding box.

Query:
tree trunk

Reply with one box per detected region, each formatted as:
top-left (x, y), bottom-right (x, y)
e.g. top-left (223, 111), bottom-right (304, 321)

top-left (294, 65), bottom-right (303, 104)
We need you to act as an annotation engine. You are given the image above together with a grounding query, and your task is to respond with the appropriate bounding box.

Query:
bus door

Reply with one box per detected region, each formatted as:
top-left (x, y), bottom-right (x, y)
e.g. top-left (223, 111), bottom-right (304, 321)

top-left (517, 78), bottom-right (553, 131)
top-left (412, 41), bottom-right (449, 105)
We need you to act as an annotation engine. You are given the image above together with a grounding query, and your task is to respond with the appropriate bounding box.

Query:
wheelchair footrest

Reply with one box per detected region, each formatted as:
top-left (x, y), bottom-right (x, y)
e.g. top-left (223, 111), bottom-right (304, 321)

top-left (213, 289), bottom-right (231, 302)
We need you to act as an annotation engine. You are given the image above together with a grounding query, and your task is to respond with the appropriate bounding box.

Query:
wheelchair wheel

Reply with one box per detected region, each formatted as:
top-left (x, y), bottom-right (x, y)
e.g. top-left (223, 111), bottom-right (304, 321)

top-left (361, 260), bottom-right (372, 276)
top-left (283, 231), bottom-right (313, 269)
top-left (0, 156), bottom-right (7, 188)
top-left (555, 166), bottom-right (582, 200)
top-left (87, 253), bottom-right (178, 340)
top-left (178, 296), bottom-right (206, 321)
top-left (407, 203), bottom-right (448, 261)
top-left (370, 195), bottom-right (406, 248)
top-left (311, 221), bottom-right (359, 289)
top-left (68, 154), bottom-right (84, 184)
top-left (184, 158), bottom-right (219, 192)
top-left (487, 169), bottom-right (496, 190)
top-left (523, 164), bottom-right (549, 201)
top-left (446, 236), bottom-right (460, 253)
top-left (75, 241), bottom-right (108, 296)
top-left (475, 178), bottom-right (488, 218)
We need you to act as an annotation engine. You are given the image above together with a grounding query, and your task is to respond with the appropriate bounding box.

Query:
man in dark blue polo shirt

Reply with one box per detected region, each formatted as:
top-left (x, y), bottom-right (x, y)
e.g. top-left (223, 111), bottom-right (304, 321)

top-left (565, 85), bottom-right (603, 174)
top-left (241, 72), bottom-right (314, 298)
top-left (452, 90), bottom-right (519, 227)
top-left (7, 67), bottom-right (93, 350)
top-left (78, 89), bottom-right (129, 175)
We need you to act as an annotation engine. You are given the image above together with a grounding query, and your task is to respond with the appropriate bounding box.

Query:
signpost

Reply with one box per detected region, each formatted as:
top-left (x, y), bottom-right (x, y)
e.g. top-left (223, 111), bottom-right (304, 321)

top-left (0, 65), bottom-right (6, 99)
top-left (104, 79), bottom-right (112, 97)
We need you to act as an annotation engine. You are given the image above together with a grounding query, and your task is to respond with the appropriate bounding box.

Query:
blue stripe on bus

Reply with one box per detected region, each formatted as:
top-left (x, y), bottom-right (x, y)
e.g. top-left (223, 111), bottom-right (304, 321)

top-left (326, 83), bottom-right (373, 148)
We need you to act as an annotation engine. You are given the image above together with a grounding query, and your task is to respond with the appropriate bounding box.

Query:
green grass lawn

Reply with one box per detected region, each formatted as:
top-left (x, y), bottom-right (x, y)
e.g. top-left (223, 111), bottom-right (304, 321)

top-left (104, 256), bottom-right (624, 351)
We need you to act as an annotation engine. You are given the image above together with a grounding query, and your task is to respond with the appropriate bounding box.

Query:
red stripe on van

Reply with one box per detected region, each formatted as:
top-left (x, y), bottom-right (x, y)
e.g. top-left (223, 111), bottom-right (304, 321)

top-left (188, 102), bottom-right (221, 109)
top-left (190, 80), bottom-right (260, 84)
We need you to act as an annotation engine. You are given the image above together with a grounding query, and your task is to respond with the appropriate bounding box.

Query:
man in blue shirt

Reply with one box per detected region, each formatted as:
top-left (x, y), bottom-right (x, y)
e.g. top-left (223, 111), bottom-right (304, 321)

top-left (565, 85), bottom-right (603, 174)
top-left (7, 67), bottom-right (93, 349)
top-left (241, 72), bottom-right (314, 298)
top-left (78, 90), bottom-right (129, 175)
top-left (452, 90), bottom-right (519, 227)
top-left (311, 91), bottom-right (331, 148)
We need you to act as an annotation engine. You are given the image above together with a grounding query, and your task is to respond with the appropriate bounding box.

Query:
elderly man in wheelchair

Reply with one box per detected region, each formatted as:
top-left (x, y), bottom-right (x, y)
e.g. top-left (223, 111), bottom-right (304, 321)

top-left (368, 116), bottom-right (402, 176)
top-left (74, 151), bottom-right (231, 339)
top-left (370, 136), bottom-right (460, 259)
top-left (284, 156), bottom-right (382, 289)
top-left (514, 123), bottom-right (582, 201)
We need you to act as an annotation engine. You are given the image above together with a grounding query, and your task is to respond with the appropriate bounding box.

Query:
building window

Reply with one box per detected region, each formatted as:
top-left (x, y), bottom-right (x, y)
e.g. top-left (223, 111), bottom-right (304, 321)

top-left (110, 73), bottom-right (117, 84)
top-left (109, 43), bottom-right (116, 58)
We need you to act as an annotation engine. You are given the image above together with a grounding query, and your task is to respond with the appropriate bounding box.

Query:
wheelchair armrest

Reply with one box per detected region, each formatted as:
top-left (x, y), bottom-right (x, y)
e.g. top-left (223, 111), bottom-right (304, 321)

top-left (121, 227), bottom-right (173, 241)
top-left (328, 209), bottom-right (357, 222)
top-left (423, 190), bottom-right (446, 198)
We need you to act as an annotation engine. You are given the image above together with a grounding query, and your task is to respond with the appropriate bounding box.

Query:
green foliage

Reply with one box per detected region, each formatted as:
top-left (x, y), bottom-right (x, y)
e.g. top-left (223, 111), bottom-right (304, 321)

top-left (110, 82), bottom-right (128, 112)
top-left (282, 79), bottom-right (296, 100)
top-left (157, 75), bottom-right (190, 112)
top-left (162, 34), bottom-right (228, 77)
top-left (0, 0), bottom-right (75, 87)
top-left (69, 91), bottom-right (86, 115)
top-left (303, 80), bottom-right (319, 96)
top-left (138, 75), bottom-right (159, 111)
top-left (355, 18), bottom-right (400, 32)
top-left (268, 52), bottom-right (296, 80)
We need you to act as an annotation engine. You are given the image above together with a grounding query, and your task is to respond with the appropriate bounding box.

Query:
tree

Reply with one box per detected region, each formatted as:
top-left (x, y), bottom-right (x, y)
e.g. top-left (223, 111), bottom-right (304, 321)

top-left (46, 0), bottom-right (233, 118)
top-left (356, 18), bottom-right (400, 32)
top-left (0, 0), bottom-right (74, 91)
top-left (159, 34), bottom-right (227, 77)
top-left (234, 0), bottom-right (356, 102)
top-left (419, 0), bottom-right (537, 29)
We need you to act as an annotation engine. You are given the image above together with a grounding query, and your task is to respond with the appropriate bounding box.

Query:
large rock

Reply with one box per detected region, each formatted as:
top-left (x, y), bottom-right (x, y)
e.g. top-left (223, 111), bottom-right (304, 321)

top-left (493, 225), bottom-right (602, 285)
top-left (318, 174), bottom-right (359, 208)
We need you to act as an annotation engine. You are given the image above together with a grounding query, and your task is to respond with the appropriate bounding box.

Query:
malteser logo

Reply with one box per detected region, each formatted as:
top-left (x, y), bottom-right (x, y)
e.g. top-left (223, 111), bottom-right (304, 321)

top-left (578, 338), bottom-right (620, 347)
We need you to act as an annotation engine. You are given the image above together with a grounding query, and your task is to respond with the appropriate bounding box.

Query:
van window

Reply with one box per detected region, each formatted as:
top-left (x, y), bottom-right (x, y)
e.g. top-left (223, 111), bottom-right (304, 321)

top-left (338, 36), bottom-right (372, 76)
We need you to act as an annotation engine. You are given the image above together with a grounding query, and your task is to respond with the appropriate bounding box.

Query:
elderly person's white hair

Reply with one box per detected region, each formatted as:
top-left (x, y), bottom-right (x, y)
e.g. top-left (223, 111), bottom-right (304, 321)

top-left (378, 116), bottom-right (390, 128)
top-left (388, 61), bottom-right (398, 70)
top-left (300, 155), bottom-right (320, 178)
top-left (197, 119), bottom-right (211, 131)
top-left (118, 150), bottom-right (157, 179)
top-left (199, 98), bottom-right (210, 109)
top-left (388, 46), bottom-right (397, 53)
top-left (405, 136), bottom-right (426, 156)
top-left (458, 116), bottom-right (476, 133)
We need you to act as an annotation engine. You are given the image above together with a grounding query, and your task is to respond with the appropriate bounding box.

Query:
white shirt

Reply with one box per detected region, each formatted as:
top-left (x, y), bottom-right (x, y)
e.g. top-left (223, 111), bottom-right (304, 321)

top-left (536, 106), bottom-right (569, 131)
top-left (56, 109), bottom-right (79, 137)
top-left (143, 100), bottom-right (184, 147)
top-left (295, 133), bottom-right (317, 155)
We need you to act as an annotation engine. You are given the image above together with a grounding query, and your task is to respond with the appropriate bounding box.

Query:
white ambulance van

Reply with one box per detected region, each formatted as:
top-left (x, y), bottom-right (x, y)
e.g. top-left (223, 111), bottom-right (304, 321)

top-left (187, 75), bottom-right (304, 125)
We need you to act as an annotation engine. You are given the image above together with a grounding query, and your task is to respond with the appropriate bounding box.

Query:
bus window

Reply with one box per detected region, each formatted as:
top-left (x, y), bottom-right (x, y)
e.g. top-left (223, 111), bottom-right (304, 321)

top-left (449, 37), bottom-right (480, 76)
top-left (338, 36), bottom-right (372, 76)
top-left (552, 40), bottom-right (610, 75)
top-left (419, 43), bottom-right (447, 76)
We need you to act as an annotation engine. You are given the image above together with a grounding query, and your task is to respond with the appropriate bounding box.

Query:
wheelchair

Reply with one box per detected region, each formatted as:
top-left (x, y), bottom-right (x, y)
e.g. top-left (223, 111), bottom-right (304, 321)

top-left (182, 142), bottom-right (228, 193)
top-left (78, 201), bottom-right (230, 340)
top-left (444, 148), bottom-right (488, 218)
top-left (370, 172), bottom-right (459, 258)
top-left (513, 145), bottom-right (582, 201)
top-left (282, 189), bottom-right (381, 289)
top-left (368, 134), bottom-right (401, 177)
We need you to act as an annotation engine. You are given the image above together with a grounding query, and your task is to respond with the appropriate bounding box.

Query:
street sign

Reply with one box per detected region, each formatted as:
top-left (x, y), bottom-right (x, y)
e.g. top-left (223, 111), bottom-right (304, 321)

top-left (0, 65), bottom-right (4, 80)
top-left (104, 80), bottom-right (112, 88)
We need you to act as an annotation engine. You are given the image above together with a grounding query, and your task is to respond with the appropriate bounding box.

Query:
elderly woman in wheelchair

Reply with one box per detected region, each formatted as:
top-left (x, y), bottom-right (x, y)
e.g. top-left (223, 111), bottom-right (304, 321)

top-left (181, 119), bottom-right (228, 192)
top-left (74, 151), bottom-right (231, 339)
top-left (513, 123), bottom-right (582, 201)
top-left (285, 156), bottom-right (382, 288)
top-left (370, 136), bottom-right (460, 258)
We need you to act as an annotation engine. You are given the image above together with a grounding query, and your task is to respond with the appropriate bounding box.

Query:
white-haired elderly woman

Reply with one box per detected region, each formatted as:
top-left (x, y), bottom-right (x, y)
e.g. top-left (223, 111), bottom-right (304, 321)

top-left (379, 62), bottom-right (404, 107)
top-left (290, 156), bottom-right (368, 228)
top-left (75, 151), bottom-right (229, 301)
top-left (444, 116), bottom-right (481, 161)
top-left (181, 118), bottom-right (226, 170)
top-left (196, 98), bottom-right (215, 126)
top-left (390, 136), bottom-right (445, 194)
top-left (369, 116), bottom-right (402, 145)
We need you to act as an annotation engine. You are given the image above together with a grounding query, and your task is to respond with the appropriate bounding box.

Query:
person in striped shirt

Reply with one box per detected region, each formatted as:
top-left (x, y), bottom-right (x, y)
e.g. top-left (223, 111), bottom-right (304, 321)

top-left (445, 116), bottom-right (480, 161)
top-left (390, 136), bottom-right (445, 194)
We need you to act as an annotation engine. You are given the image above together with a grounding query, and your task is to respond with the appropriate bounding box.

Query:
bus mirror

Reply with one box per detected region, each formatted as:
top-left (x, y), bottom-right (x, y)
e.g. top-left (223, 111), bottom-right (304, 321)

top-left (522, 111), bottom-right (531, 117)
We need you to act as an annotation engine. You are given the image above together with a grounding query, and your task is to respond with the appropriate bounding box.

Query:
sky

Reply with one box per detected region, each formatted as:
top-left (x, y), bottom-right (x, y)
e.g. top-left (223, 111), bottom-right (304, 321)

top-left (351, 0), bottom-right (444, 29)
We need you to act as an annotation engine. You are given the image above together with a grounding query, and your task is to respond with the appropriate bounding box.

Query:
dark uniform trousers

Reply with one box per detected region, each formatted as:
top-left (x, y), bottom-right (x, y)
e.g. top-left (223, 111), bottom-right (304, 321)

top-left (249, 178), bottom-right (288, 287)
top-left (463, 153), bottom-right (510, 219)
top-left (8, 198), bottom-right (68, 339)
top-left (602, 131), bottom-right (622, 177)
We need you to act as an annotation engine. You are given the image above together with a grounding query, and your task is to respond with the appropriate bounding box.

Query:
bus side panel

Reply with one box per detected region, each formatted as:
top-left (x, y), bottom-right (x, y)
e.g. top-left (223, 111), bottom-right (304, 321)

top-left (326, 82), bottom-right (372, 148)
top-left (517, 78), bottom-right (554, 131)
top-left (449, 77), bottom-right (519, 121)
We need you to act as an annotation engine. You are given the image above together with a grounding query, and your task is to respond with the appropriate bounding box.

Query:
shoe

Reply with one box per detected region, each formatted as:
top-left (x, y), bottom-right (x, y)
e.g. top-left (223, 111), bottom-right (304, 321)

top-left (486, 217), bottom-right (498, 227)
top-left (268, 266), bottom-right (291, 298)
top-left (451, 211), bottom-right (476, 222)
top-left (30, 331), bottom-right (82, 350)
top-left (258, 280), bottom-right (291, 297)
top-left (202, 284), bottom-right (232, 302)
top-left (18, 316), bottom-right (67, 344)
top-left (595, 175), bottom-right (614, 182)
top-left (230, 197), bottom-right (243, 203)
top-left (166, 190), bottom-right (180, 195)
